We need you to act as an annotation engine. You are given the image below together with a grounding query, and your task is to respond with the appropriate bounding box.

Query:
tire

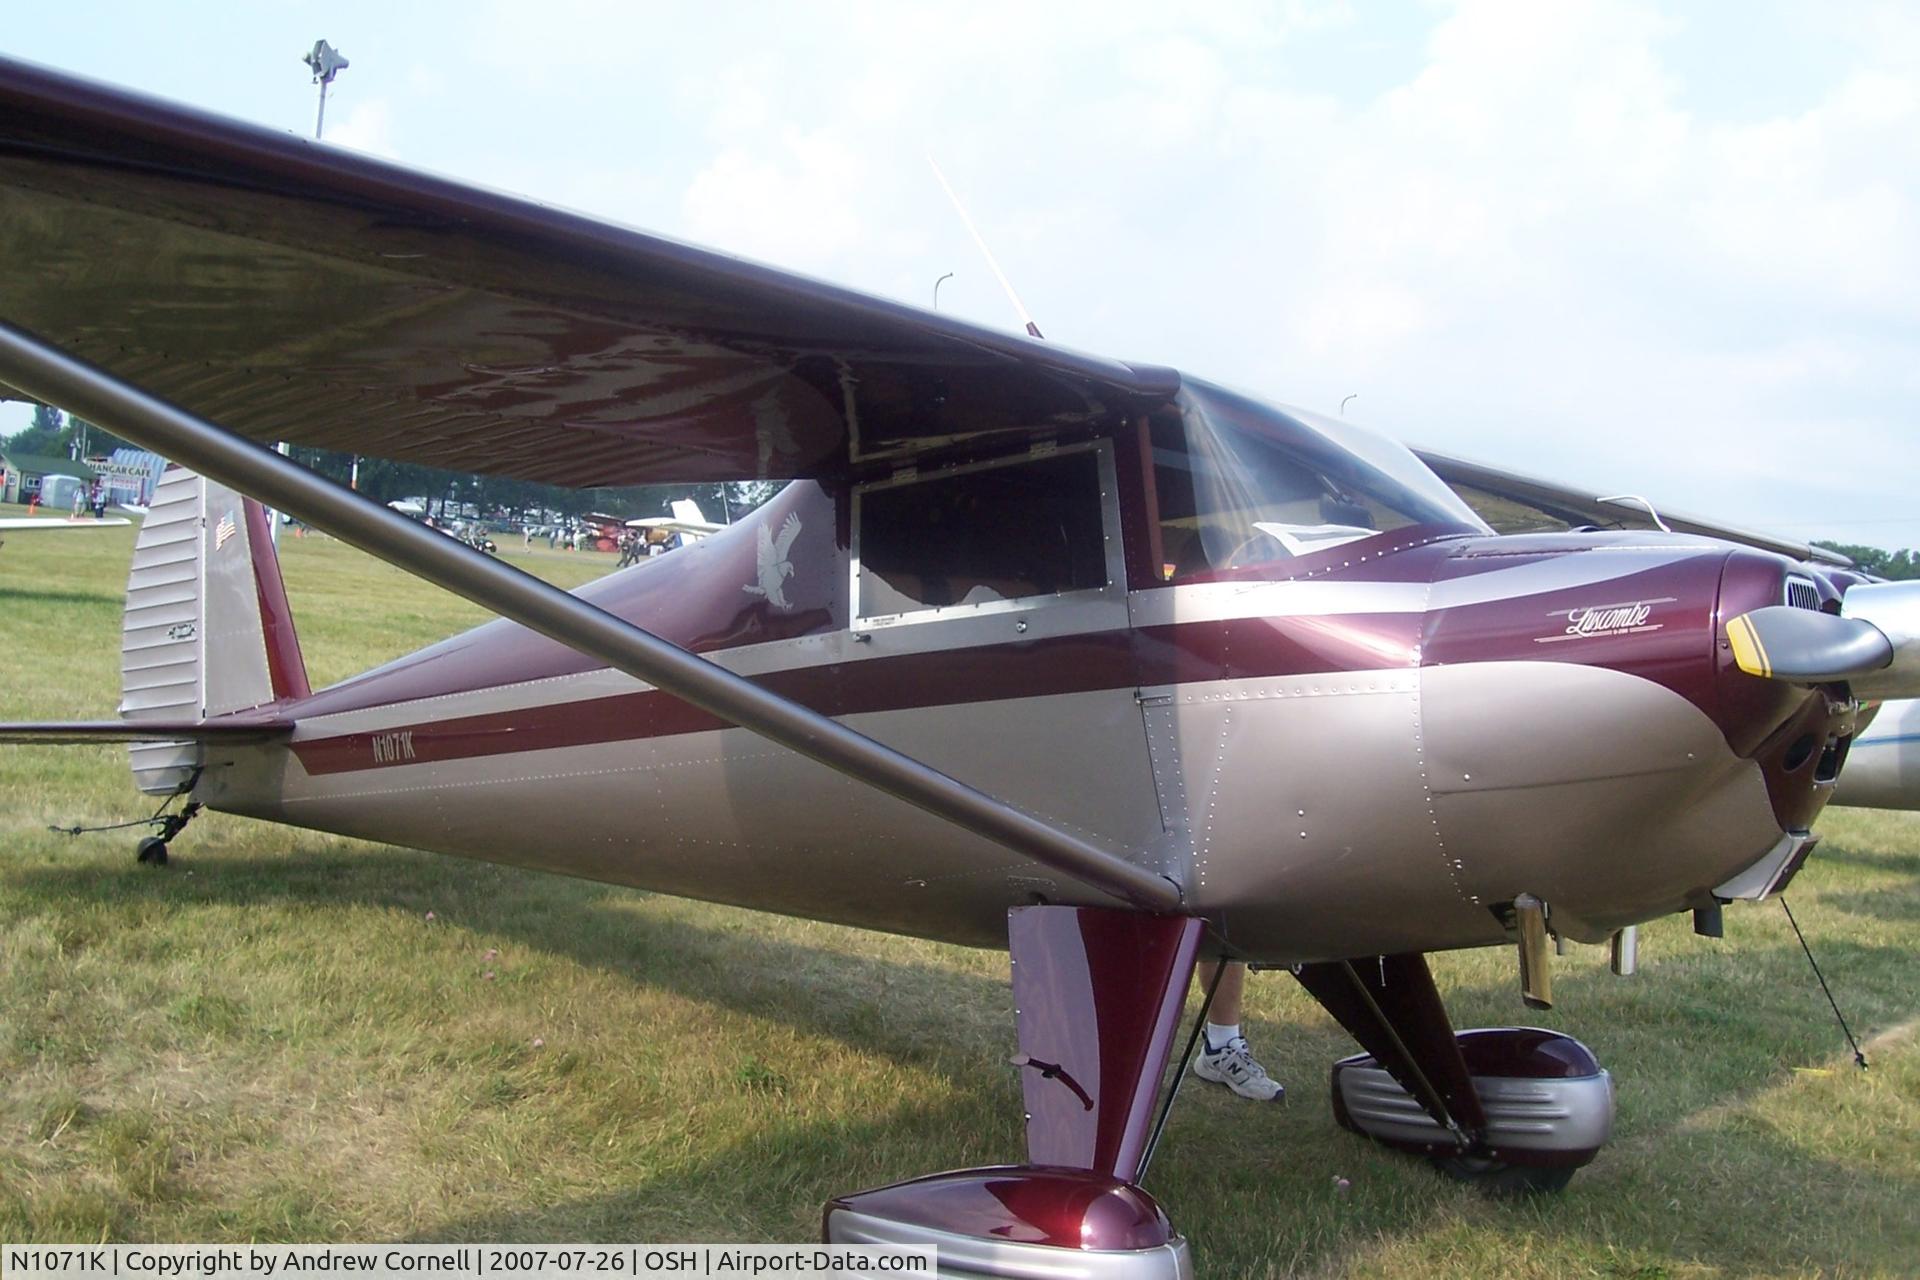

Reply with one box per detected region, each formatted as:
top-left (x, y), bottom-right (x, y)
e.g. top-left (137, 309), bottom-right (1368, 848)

top-left (1430, 1155), bottom-right (1576, 1196)
top-left (135, 837), bottom-right (169, 867)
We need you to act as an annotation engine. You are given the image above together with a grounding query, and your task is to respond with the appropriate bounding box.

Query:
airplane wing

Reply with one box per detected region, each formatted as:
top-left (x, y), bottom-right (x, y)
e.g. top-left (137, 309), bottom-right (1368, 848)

top-left (0, 57), bottom-right (1178, 488)
top-left (625, 516), bottom-right (724, 537)
top-left (0, 517), bottom-right (130, 530)
top-left (1414, 448), bottom-right (1855, 568)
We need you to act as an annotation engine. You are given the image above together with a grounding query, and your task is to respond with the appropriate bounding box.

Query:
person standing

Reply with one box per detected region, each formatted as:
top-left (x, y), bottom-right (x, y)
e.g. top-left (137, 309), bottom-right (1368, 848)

top-left (1190, 961), bottom-right (1285, 1102)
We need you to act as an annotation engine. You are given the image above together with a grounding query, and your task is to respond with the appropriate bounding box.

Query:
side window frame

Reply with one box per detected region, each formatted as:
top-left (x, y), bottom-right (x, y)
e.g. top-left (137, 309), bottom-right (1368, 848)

top-left (849, 440), bottom-right (1127, 632)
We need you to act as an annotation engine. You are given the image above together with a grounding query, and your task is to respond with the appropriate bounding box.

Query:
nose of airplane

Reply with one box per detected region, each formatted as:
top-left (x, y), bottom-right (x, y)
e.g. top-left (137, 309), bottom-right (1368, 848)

top-left (1713, 549), bottom-right (1862, 835)
top-left (1726, 580), bottom-right (1920, 700)
top-left (1409, 535), bottom-right (1857, 937)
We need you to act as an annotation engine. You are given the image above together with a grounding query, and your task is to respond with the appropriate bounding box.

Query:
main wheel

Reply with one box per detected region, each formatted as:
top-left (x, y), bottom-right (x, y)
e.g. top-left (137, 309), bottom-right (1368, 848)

top-left (135, 837), bottom-right (169, 867)
top-left (1431, 1154), bottom-right (1576, 1196)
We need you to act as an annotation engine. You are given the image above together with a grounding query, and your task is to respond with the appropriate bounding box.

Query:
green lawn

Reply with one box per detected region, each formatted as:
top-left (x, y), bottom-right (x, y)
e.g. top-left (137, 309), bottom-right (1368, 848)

top-left (2, 516), bottom-right (1916, 1277)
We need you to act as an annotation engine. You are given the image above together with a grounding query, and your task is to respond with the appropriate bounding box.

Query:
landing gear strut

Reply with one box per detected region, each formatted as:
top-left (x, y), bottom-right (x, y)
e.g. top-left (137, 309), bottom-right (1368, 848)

top-left (133, 801), bottom-right (201, 869)
top-left (1295, 954), bottom-right (1614, 1195)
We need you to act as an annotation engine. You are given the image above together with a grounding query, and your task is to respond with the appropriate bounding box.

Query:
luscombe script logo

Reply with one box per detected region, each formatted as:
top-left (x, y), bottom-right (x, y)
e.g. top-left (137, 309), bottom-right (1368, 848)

top-left (1535, 596), bottom-right (1675, 644)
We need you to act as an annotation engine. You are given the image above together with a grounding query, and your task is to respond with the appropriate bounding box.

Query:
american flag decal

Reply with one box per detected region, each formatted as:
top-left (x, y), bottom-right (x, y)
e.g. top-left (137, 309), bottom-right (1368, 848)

top-left (214, 511), bottom-right (238, 550)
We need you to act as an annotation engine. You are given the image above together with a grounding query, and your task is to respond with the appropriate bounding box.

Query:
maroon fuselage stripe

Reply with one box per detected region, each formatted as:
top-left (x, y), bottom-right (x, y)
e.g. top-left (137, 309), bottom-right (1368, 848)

top-left (288, 613), bottom-right (1425, 776)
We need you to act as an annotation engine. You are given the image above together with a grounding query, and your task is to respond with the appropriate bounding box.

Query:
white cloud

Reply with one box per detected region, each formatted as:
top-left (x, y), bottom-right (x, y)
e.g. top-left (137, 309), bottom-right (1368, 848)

top-left (323, 99), bottom-right (399, 159)
top-left (9, 0), bottom-right (1914, 544)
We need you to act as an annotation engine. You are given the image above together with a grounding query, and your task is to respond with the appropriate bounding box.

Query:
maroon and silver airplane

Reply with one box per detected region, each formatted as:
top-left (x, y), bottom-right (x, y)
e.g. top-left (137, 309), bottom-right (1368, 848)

top-left (5, 58), bottom-right (1920, 1277)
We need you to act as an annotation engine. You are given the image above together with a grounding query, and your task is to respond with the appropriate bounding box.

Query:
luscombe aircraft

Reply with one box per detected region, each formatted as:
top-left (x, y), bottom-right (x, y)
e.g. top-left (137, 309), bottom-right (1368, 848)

top-left (4, 58), bottom-right (1919, 1278)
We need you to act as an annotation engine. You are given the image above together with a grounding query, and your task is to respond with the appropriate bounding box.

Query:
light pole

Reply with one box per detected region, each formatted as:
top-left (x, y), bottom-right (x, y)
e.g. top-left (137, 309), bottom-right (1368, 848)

top-left (302, 40), bottom-right (350, 140)
top-left (277, 40), bottom-right (352, 539)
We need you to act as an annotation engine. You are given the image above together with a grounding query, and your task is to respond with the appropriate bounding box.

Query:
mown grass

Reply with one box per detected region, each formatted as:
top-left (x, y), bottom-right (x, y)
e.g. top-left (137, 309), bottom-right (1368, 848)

top-left (2, 510), bottom-right (1916, 1276)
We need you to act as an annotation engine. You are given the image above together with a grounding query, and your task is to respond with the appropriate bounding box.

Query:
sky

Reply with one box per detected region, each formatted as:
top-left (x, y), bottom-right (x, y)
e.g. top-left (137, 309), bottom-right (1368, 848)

top-left (4, 0), bottom-right (1917, 548)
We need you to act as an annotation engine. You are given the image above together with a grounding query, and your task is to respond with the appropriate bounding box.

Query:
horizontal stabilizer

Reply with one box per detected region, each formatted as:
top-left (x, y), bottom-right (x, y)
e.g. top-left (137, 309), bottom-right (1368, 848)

top-left (0, 719), bottom-right (290, 746)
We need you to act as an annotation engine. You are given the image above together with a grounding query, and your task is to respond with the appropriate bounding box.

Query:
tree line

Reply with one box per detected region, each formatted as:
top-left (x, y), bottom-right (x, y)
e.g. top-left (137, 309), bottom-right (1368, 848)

top-left (3, 404), bottom-right (775, 525)
top-left (1813, 542), bottom-right (1920, 581)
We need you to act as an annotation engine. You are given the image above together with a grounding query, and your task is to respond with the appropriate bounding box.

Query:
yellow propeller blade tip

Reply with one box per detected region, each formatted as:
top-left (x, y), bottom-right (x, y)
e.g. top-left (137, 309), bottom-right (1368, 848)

top-left (1727, 614), bottom-right (1773, 678)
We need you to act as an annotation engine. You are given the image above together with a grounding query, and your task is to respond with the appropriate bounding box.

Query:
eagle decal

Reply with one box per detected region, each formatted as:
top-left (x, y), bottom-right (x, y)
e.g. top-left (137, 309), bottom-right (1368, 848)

top-left (745, 513), bottom-right (803, 611)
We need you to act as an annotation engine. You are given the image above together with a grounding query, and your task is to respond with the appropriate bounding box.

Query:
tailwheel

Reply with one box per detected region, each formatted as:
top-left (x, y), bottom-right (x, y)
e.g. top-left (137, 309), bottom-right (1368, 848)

top-left (135, 837), bottom-right (169, 866)
top-left (1430, 1154), bottom-right (1578, 1196)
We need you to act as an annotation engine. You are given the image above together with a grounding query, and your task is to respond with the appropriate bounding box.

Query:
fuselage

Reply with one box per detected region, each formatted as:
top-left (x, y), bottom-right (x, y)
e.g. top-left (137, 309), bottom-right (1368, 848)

top-left (192, 381), bottom-right (1851, 961)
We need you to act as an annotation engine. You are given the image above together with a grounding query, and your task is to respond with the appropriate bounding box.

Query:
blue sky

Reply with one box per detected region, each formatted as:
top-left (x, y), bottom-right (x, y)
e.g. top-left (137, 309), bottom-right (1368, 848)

top-left (5, 1), bottom-right (1917, 547)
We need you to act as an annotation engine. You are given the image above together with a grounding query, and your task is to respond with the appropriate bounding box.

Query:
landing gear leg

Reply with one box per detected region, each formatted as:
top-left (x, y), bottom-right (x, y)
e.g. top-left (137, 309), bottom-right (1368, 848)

top-left (1295, 953), bottom-right (1613, 1195)
top-left (133, 800), bottom-right (202, 869)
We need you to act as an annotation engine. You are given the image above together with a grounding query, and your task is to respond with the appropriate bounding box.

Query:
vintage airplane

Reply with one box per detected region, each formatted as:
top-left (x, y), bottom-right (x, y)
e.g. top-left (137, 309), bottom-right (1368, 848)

top-left (0, 512), bottom-right (130, 554)
top-left (4, 56), bottom-right (1920, 1276)
top-left (1416, 448), bottom-right (1920, 815)
top-left (627, 498), bottom-right (726, 547)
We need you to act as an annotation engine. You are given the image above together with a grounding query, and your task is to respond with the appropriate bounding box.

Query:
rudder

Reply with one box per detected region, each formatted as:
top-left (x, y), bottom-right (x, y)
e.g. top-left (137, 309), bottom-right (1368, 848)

top-left (120, 468), bottom-right (308, 792)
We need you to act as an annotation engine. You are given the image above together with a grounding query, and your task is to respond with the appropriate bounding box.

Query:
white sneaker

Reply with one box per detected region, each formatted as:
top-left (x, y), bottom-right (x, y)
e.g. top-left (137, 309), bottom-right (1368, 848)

top-left (1193, 1036), bottom-right (1286, 1102)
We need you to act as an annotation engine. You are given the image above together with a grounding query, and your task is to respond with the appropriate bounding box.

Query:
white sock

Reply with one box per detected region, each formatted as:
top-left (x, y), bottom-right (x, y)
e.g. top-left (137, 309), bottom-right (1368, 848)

top-left (1205, 1021), bottom-right (1241, 1051)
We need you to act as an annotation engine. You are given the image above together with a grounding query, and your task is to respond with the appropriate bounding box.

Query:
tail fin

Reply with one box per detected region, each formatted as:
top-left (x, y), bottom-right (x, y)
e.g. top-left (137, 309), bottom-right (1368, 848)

top-left (120, 468), bottom-right (308, 792)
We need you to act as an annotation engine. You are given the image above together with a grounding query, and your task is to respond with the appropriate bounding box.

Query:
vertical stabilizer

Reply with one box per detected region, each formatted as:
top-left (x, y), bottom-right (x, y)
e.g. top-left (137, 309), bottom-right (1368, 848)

top-left (120, 469), bottom-right (307, 792)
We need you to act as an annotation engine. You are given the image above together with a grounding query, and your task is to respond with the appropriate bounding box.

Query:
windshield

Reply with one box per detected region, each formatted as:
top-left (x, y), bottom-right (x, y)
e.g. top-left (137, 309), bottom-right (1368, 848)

top-left (1149, 379), bottom-right (1489, 578)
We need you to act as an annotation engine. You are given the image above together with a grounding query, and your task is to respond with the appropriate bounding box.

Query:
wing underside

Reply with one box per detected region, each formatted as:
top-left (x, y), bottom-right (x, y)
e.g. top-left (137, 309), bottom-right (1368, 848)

top-left (0, 57), bottom-right (1177, 487)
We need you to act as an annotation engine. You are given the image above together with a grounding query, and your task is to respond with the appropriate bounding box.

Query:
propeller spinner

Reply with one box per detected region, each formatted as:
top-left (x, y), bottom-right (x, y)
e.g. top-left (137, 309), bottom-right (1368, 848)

top-left (1728, 581), bottom-right (1920, 699)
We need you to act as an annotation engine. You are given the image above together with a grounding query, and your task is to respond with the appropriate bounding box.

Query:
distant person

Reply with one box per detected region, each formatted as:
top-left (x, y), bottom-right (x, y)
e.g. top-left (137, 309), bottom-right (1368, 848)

top-left (1190, 961), bottom-right (1285, 1102)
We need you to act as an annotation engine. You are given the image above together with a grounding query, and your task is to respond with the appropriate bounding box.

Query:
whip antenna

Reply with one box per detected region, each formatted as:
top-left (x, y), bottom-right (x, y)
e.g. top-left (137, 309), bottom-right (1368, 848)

top-left (1780, 897), bottom-right (1869, 1070)
top-left (927, 156), bottom-right (1043, 339)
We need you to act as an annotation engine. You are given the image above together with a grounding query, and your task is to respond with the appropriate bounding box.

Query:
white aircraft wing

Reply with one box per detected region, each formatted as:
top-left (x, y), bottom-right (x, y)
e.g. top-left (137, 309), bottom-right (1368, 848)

top-left (0, 516), bottom-right (130, 531)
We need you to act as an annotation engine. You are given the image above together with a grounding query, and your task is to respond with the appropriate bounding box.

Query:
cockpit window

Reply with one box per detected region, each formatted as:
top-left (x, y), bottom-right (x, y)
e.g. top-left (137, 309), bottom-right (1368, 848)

top-left (856, 447), bottom-right (1111, 619)
top-left (1151, 380), bottom-right (1489, 578)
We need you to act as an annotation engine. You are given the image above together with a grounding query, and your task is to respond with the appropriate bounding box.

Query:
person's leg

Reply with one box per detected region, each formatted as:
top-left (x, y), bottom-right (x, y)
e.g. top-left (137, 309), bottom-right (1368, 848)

top-left (1198, 960), bottom-right (1245, 1047)
top-left (1191, 961), bottom-right (1284, 1102)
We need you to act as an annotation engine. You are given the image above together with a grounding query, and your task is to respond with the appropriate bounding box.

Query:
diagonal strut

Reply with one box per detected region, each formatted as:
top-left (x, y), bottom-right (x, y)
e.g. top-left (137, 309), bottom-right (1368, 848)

top-left (0, 320), bottom-right (1183, 914)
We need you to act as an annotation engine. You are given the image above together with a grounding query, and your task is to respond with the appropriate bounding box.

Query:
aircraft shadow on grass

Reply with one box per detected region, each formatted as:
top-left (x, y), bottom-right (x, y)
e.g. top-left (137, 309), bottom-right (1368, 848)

top-left (0, 586), bottom-right (123, 609)
top-left (7, 844), bottom-right (1917, 1271)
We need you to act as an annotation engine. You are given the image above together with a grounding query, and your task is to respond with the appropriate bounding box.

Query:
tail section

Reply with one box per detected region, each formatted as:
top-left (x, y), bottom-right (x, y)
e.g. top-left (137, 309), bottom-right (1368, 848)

top-left (120, 468), bottom-right (308, 792)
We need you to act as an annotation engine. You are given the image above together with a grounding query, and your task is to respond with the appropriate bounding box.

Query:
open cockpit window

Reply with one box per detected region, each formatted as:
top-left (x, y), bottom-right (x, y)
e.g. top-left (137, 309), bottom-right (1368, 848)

top-left (1150, 379), bottom-right (1489, 579)
top-left (854, 445), bottom-right (1116, 622)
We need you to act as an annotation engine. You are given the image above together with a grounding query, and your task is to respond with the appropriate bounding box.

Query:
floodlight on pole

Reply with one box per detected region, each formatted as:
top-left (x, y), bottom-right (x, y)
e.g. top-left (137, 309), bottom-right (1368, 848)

top-left (302, 39), bottom-right (349, 141)
top-left (276, 39), bottom-right (351, 543)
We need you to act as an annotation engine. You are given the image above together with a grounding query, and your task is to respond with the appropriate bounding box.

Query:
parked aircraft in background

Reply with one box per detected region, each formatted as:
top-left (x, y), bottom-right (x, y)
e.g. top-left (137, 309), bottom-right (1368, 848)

top-left (627, 498), bottom-right (726, 545)
top-left (1841, 698), bottom-right (1920, 810)
top-left (0, 514), bottom-right (130, 554)
top-left (2, 58), bottom-right (1918, 1277)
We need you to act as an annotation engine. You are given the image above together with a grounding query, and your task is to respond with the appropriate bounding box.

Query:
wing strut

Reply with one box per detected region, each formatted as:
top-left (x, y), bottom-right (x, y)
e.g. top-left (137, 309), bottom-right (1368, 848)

top-left (0, 321), bottom-right (1182, 914)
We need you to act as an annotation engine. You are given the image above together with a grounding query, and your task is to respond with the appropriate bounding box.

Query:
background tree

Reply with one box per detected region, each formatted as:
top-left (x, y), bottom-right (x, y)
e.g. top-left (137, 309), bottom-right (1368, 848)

top-left (1815, 541), bottom-right (1920, 581)
top-left (5, 410), bottom-right (781, 527)
top-left (1, 403), bottom-right (131, 458)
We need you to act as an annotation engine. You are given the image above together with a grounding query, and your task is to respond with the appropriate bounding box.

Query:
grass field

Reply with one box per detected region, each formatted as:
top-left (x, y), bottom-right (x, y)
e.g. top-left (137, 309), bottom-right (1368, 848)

top-left (2, 511), bottom-right (1917, 1277)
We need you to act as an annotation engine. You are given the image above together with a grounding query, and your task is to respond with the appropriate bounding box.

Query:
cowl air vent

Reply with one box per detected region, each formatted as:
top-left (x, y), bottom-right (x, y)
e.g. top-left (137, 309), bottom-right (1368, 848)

top-left (1785, 576), bottom-right (1821, 611)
